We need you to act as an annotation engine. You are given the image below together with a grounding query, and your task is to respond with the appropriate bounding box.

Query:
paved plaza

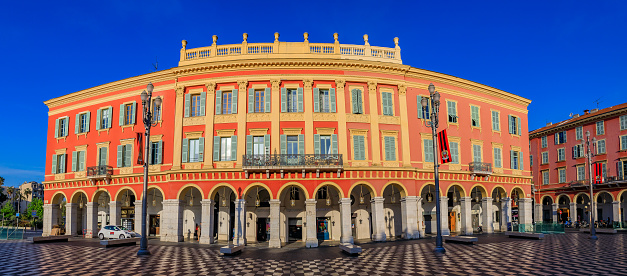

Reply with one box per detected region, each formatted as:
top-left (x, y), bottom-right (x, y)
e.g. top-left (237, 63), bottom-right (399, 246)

top-left (1, 232), bottom-right (627, 275)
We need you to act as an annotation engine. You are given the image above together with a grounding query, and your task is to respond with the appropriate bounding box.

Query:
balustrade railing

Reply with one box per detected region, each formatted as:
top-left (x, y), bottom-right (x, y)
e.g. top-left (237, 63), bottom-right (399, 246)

top-left (242, 154), bottom-right (343, 170)
top-left (87, 165), bottom-right (113, 177)
top-left (469, 162), bottom-right (492, 175)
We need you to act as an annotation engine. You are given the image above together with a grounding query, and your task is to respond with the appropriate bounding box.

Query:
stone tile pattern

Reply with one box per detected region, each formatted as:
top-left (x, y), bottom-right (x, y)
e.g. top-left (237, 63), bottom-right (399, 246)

top-left (1, 233), bottom-right (627, 275)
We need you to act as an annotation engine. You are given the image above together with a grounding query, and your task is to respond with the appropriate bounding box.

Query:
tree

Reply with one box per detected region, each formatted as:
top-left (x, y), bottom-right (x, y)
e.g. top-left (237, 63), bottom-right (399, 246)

top-left (1, 202), bottom-right (16, 222)
top-left (27, 198), bottom-right (43, 220)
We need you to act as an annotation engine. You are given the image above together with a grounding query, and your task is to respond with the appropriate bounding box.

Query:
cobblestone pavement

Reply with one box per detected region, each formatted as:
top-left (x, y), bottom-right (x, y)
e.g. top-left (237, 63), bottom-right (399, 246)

top-left (1, 233), bottom-right (627, 275)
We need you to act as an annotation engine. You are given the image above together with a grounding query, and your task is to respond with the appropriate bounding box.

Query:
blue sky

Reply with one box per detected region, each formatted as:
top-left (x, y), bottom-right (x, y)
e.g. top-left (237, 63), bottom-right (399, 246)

top-left (0, 0), bottom-right (625, 186)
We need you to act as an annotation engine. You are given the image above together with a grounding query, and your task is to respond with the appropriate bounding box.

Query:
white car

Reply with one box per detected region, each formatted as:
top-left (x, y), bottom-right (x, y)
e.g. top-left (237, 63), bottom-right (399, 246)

top-left (98, 225), bottom-right (139, 240)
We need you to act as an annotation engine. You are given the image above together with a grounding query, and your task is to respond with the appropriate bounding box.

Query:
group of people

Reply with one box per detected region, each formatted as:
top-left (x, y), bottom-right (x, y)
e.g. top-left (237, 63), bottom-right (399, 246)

top-left (564, 216), bottom-right (615, 228)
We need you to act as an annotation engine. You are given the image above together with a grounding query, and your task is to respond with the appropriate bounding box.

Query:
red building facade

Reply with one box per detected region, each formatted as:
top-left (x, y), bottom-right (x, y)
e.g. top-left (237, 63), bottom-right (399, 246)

top-left (43, 33), bottom-right (532, 247)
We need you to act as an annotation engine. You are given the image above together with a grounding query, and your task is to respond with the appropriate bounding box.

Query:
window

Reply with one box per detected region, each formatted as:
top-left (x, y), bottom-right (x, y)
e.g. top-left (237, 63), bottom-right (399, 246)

top-left (530, 155), bottom-right (533, 166)
top-left (558, 168), bottom-right (566, 183)
top-left (418, 96), bottom-right (431, 119)
top-left (381, 92), bottom-right (393, 116)
top-left (541, 136), bottom-right (547, 148)
top-left (253, 136), bottom-right (265, 155)
top-left (190, 95), bottom-right (201, 116)
top-left (511, 151), bottom-right (519, 170)
top-left (542, 170), bottom-right (549, 185)
top-left (55, 117), bottom-right (69, 138)
top-left (249, 88), bottom-right (271, 113)
top-left (319, 135), bottom-right (332, 155)
top-left (152, 99), bottom-right (162, 123)
top-left (576, 126), bottom-right (583, 140)
top-left (577, 166), bottom-right (585, 181)
top-left (424, 139), bottom-right (434, 163)
top-left (596, 121), bottom-right (604, 135)
top-left (351, 89), bottom-right (364, 114)
top-left (287, 136), bottom-right (299, 155)
top-left (508, 115), bottom-right (521, 135)
top-left (98, 147), bottom-right (108, 166)
top-left (255, 90), bottom-right (265, 112)
top-left (319, 89), bottom-right (330, 113)
top-left (117, 144), bottom-right (133, 168)
top-left (222, 92), bottom-right (233, 115)
top-left (280, 134), bottom-right (303, 156)
top-left (384, 137), bottom-right (396, 161)
top-left (472, 145), bottom-right (482, 162)
top-left (557, 148), bottom-right (565, 162)
top-left (97, 107), bottom-right (112, 130)
top-left (353, 135), bottom-right (366, 160)
top-left (541, 152), bottom-right (549, 164)
top-left (492, 111), bottom-right (500, 131)
top-left (117, 102), bottom-right (137, 126)
top-left (51, 154), bottom-right (66, 174)
top-left (622, 135), bottom-right (627, 151)
top-left (450, 142), bottom-right (459, 164)
top-left (447, 101), bottom-right (457, 123)
top-left (219, 137), bottom-right (233, 161)
top-left (555, 131), bottom-right (567, 144)
top-left (75, 112), bottom-right (90, 134)
top-left (618, 161), bottom-right (627, 179)
top-left (149, 141), bottom-right (163, 165)
top-left (213, 136), bottom-right (236, 162)
top-left (471, 106), bottom-right (480, 127)
top-left (596, 140), bottom-right (606, 154)
top-left (573, 144), bottom-right (584, 158)
top-left (494, 147), bottom-right (502, 168)
top-left (621, 115), bottom-right (627, 130)
top-left (183, 137), bottom-right (205, 163)
top-left (288, 89), bottom-right (299, 112)
top-left (71, 151), bottom-right (86, 172)
top-left (314, 88), bottom-right (336, 113)
top-left (282, 88), bottom-right (302, 113)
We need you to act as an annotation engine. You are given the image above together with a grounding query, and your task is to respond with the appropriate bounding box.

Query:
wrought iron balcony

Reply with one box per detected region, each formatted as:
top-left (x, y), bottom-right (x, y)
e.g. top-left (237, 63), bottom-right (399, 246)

top-left (87, 165), bottom-right (112, 185)
top-left (469, 162), bottom-right (492, 178)
top-left (242, 154), bottom-right (343, 178)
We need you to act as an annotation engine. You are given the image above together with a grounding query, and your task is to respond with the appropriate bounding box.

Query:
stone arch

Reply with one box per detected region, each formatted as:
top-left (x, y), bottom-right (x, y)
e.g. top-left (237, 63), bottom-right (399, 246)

top-left (447, 183), bottom-right (466, 198)
top-left (91, 188), bottom-right (110, 202)
top-left (574, 192), bottom-right (590, 204)
top-left (418, 182), bottom-right (443, 197)
top-left (594, 190), bottom-right (615, 202)
top-left (242, 182), bottom-right (274, 200)
top-left (556, 194), bottom-right (571, 205)
top-left (616, 189), bottom-right (627, 202)
top-left (141, 185), bottom-right (166, 201)
top-left (277, 182), bottom-right (310, 200)
top-left (51, 191), bottom-right (67, 205)
top-left (469, 184), bottom-right (488, 198)
top-left (312, 181), bottom-right (345, 199)
top-left (177, 183), bottom-right (206, 201)
top-left (348, 181), bottom-right (377, 198)
top-left (509, 186), bottom-right (526, 198)
top-left (540, 195), bottom-right (554, 205)
top-left (208, 183), bottom-right (238, 200)
top-left (381, 181), bottom-right (408, 198)
top-left (491, 185), bottom-right (507, 199)
top-left (114, 186), bottom-right (138, 202)
top-left (70, 189), bottom-right (89, 204)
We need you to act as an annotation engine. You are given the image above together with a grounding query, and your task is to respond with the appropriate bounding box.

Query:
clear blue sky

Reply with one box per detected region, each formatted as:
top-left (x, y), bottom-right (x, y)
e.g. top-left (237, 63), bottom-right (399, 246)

top-left (1, 0), bottom-right (625, 186)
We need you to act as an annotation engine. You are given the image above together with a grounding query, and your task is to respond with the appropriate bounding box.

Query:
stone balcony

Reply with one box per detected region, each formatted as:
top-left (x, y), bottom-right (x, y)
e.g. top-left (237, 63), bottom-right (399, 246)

top-left (87, 165), bottom-right (112, 185)
top-left (469, 162), bottom-right (492, 180)
top-left (242, 153), bottom-right (343, 179)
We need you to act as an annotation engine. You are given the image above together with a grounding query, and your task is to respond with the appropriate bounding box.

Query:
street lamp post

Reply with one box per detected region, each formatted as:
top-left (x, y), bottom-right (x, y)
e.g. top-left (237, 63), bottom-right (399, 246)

top-left (137, 82), bottom-right (162, 256)
top-left (421, 83), bottom-right (445, 253)
top-left (583, 131), bottom-right (598, 240)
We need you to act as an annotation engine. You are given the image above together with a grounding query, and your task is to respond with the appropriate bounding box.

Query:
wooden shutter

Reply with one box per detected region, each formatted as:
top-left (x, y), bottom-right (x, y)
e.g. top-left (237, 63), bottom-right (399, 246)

top-left (297, 88), bottom-right (304, 113)
top-left (313, 88), bottom-right (320, 112)
top-left (618, 161), bottom-right (624, 179)
top-left (157, 141), bottom-right (163, 164)
top-left (332, 134), bottom-right (338, 155)
top-left (62, 117), bottom-right (69, 137)
top-left (131, 102), bottom-right (137, 124)
top-left (246, 135), bottom-right (253, 155)
top-left (119, 104), bottom-right (125, 126)
top-left (281, 88), bottom-right (287, 112)
top-left (185, 94), bottom-right (191, 117)
top-left (298, 134), bottom-right (304, 155)
top-left (508, 115), bottom-right (513, 134)
top-left (100, 147), bottom-right (107, 166)
top-left (280, 135), bottom-right (287, 154)
top-left (231, 89), bottom-right (238, 114)
top-left (182, 138), bottom-right (189, 163)
top-left (215, 90), bottom-right (222, 115)
top-left (383, 137), bottom-right (390, 161)
top-left (520, 151), bottom-right (524, 170)
top-left (517, 117), bottom-right (521, 135)
top-left (72, 152), bottom-right (78, 172)
top-left (96, 109), bottom-right (101, 131)
top-left (198, 137), bottom-right (205, 162)
top-left (85, 112), bottom-right (90, 132)
top-left (107, 107), bottom-right (113, 128)
top-left (75, 114), bottom-right (80, 134)
top-left (510, 150), bottom-right (514, 169)
top-left (213, 136), bottom-right (220, 161)
top-left (59, 154), bottom-right (66, 173)
top-left (230, 135), bottom-right (237, 161)
top-left (265, 87), bottom-right (271, 113)
top-left (51, 155), bottom-right (57, 174)
top-left (248, 88), bottom-right (254, 113)
top-left (555, 134), bottom-right (558, 145)
top-left (416, 96), bottom-right (423, 119)
top-left (314, 134), bottom-right (320, 155)
top-left (125, 145), bottom-right (132, 167)
top-left (330, 88), bottom-right (336, 113)
top-left (200, 92), bottom-right (207, 116)
top-left (117, 145), bottom-right (124, 167)
top-left (79, 151), bottom-right (85, 171)
top-left (53, 118), bottom-right (59, 138)
top-left (264, 134), bottom-right (270, 154)
top-left (352, 89), bottom-right (359, 114)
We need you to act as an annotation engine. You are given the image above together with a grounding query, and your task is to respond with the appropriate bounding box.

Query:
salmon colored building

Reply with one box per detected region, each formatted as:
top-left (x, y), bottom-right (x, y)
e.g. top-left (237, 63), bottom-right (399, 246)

top-left (530, 104), bottom-right (627, 225)
top-left (43, 33), bottom-right (532, 247)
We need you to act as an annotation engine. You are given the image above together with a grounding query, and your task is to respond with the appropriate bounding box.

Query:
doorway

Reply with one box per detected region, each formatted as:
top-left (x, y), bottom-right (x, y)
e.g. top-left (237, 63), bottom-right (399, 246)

top-left (257, 218), bottom-right (268, 242)
top-left (149, 215), bottom-right (160, 236)
top-left (288, 218), bottom-right (302, 241)
top-left (317, 217), bottom-right (330, 241)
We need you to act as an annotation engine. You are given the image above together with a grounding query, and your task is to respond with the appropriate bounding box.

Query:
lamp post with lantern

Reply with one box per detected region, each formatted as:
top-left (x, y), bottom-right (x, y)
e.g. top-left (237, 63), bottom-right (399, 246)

top-left (137, 82), bottom-right (162, 256)
top-left (420, 83), bottom-right (445, 253)
top-left (583, 131), bottom-right (598, 240)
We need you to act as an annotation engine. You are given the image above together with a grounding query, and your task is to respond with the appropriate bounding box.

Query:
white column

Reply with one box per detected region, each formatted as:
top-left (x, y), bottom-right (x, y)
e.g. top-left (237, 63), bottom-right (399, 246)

top-left (612, 201), bottom-right (621, 223)
top-left (109, 201), bottom-right (121, 226)
top-left (371, 197), bottom-right (386, 241)
top-left (217, 200), bottom-right (230, 241)
top-left (200, 199), bottom-right (215, 244)
top-left (43, 204), bottom-right (57, 237)
top-left (161, 199), bottom-right (183, 242)
top-left (305, 199), bottom-right (318, 247)
top-left (459, 197), bottom-right (473, 235)
top-left (481, 197), bottom-right (493, 233)
top-left (66, 203), bottom-right (78, 236)
top-left (401, 196), bottom-right (419, 239)
top-left (519, 198), bottom-right (533, 226)
top-left (417, 197), bottom-right (425, 237)
top-left (85, 202), bottom-right (99, 238)
top-left (534, 204), bottom-right (542, 223)
top-left (339, 198), bottom-right (353, 244)
top-left (234, 199), bottom-right (246, 246)
top-left (551, 203), bottom-right (558, 223)
top-left (269, 199), bottom-right (281, 248)
top-left (501, 198), bottom-right (512, 231)
top-left (134, 200), bottom-right (143, 233)
top-left (440, 197), bottom-right (450, 235)
top-left (569, 202), bottom-right (577, 222)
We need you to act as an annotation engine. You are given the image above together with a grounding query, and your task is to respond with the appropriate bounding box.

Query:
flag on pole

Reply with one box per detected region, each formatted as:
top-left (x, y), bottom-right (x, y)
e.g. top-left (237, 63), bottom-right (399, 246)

top-left (136, 132), bottom-right (144, 165)
top-left (438, 129), bottom-right (451, 164)
top-left (593, 163), bottom-right (603, 184)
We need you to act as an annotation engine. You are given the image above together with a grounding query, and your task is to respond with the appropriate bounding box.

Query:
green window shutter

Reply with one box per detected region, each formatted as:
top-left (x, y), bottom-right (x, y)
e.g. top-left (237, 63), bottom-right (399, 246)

top-left (75, 114), bottom-right (80, 134)
top-left (63, 117), bottom-right (69, 137)
top-left (390, 138), bottom-right (396, 161)
top-left (51, 155), bottom-right (57, 174)
top-left (331, 134), bottom-right (338, 155)
top-left (85, 112), bottom-right (91, 132)
top-left (265, 87), bottom-right (271, 113)
top-left (417, 96), bottom-right (423, 119)
top-left (72, 151), bottom-right (78, 172)
top-left (520, 151), bottom-right (524, 170)
top-left (54, 118), bottom-right (59, 138)
top-left (281, 88), bottom-right (287, 112)
top-left (297, 88), bottom-right (304, 113)
top-left (554, 133), bottom-right (558, 145)
top-left (381, 93), bottom-right (388, 115)
top-left (198, 137), bottom-right (205, 162)
top-left (96, 109), bottom-right (101, 131)
top-left (182, 138), bottom-right (189, 163)
top-left (200, 92), bottom-right (207, 116)
top-left (125, 145), bottom-right (132, 167)
top-left (230, 135), bottom-right (237, 161)
top-left (508, 115), bottom-right (513, 134)
top-left (298, 134), bottom-right (305, 155)
top-left (313, 88), bottom-right (320, 112)
top-left (131, 102), bottom-right (137, 124)
top-left (280, 135), bottom-right (287, 154)
top-left (248, 88), bottom-right (254, 113)
top-left (510, 150), bottom-right (514, 169)
top-left (618, 162), bottom-right (624, 179)
top-left (359, 136), bottom-right (366, 160)
top-left (117, 145), bottom-right (124, 167)
top-left (246, 135), bottom-right (253, 155)
top-left (215, 90), bottom-right (222, 115)
top-left (357, 91), bottom-right (363, 114)
top-left (119, 104), bottom-right (125, 126)
top-left (352, 89), bottom-right (359, 114)
top-left (517, 117), bottom-right (521, 135)
top-left (383, 137), bottom-right (389, 161)
top-left (60, 154), bottom-right (66, 173)
top-left (99, 148), bottom-right (107, 166)
top-left (185, 94), bottom-right (191, 117)
top-left (79, 151), bottom-right (85, 171)
top-left (157, 141), bottom-right (163, 164)
top-left (264, 134), bottom-right (270, 154)
top-left (107, 107), bottom-right (113, 128)
top-left (353, 136), bottom-right (360, 160)
top-left (231, 89), bottom-right (238, 114)
top-left (314, 134), bottom-right (321, 155)
top-left (330, 88), bottom-right (336, 113)
top-left (213, 137), bottom-right (220, 161)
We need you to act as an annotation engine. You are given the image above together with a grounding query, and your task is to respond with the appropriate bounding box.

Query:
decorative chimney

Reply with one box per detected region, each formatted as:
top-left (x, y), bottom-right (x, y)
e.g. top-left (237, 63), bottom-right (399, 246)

top-left (584, 109), bottom-right (590, 115)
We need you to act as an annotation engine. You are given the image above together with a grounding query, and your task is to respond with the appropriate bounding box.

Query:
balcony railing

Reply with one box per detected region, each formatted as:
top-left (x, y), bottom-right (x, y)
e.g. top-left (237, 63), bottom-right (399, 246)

top-left (87, 165), bottom-right (112, 185)
top-left (242, 154), bottom-right (343, 171)
top-left (469, 162), bottom-right (492, 176)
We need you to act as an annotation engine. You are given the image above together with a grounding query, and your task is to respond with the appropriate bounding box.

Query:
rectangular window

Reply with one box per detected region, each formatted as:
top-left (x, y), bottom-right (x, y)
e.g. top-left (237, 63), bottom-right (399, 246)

top-left (491, 110), bottom-right (500, 131)
top-left (555, 131), bottom-right (567, 144)
top-left (152, 100), bottom-right (161, 122)
top-left (101, 108), bottom-right (110, 129)
top-left (72, 151), bottom-right (86, 172)
top-left (494, 147), bottom-right (502, 168)
top-left (320, 135), bottom-right (332, 155)
top-left (471, 106), bottom-right (480, 127)
top-left (557, 148), bottom-right (565, 161)
top-left (287, 89), bottom-right (299, 113)
top-left (353, 135), bottom-right (366, 160)
top-left (509, 115), bottom-right (521, 135)
top-left (530, 155), bottom-right (533, 166)
top-left (622, 135), bottom-right (627, 151)
top-left (118, 144), bottom-right (133, 167)
top-left (447, 101), bottom-right (457, 123)
top-left (58, 117), bottom-right (67, 137)
top-left (597, 140), bottom-right (606, 154)
top-left (382, 92), bottom-right (394, 116)
top-left (52, 154), bottom-right (66, 174)
top-left (384, 137), bottom-right (396, 161)
top-left (450, 142), bottom-right (459, 164)
top-left (541, 152), bottom-right (549, 164)
top-left (576, 126), bottom-right (583, 140)
top-left (577, 166), bottom-right (585, 181)
top-left (541, 136), bottom-right (547, 148)
top-left (419, 96), bottom-right (431, 119)
top-left (558, 168), bottom-right (566, 183)
top-left (596, 121), bottom-right (604, 135)
top-left (255, 90), bottom-right (265, 113)
top-left (621, 115), bottom-right (627, 130)
top-left (512, 151), bottom-right (519, 170)
top-left (253, 136), bottom-right (265, 155)
top-left (542, 170), bottom-right (549, 185)
top-left (98, 147), bottom-right (108, 166)
top-left (222, 92), bottom-right (232, 114)
top-left (287, 136), bottom-right (299, 155)
top-left (319, 89), bottom-right (331, 113)
top-left (351, 89), bottom-right (363, 114)
top-left (149, 142), bottom-right (160, 165)
top-left (424, 139), bottom-right (434, 163)
top-left (219, 137), bottom-right (231, 161)
top-left (472, 144), bottom-right (482, 162)
top-left (191, 95), bottom-right (201, 117)
top-left (573, 144), bottom-right (584, 158)
top-left (600, 162), bottom-right (607, 179)
top-left (78, 113), bottom-right (88, 133)
top-left (124, 103), bottom-right (133, 125)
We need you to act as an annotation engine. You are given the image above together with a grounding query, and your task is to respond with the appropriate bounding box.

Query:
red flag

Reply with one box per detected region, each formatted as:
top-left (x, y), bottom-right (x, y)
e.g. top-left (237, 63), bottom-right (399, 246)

top-left (136, 132), bottom-right (144, 165)
top-left (593, 163), bottom-right (603, 184)
top-left (438, 129), bottom-right (451, 164)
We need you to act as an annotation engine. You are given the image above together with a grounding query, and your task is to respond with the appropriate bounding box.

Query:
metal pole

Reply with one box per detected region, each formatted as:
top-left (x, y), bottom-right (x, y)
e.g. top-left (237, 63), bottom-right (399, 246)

top-left (138, 94), bottom-right (152, 256)
top-left (586, 134), bottom-right (597, 240)
top-left (428, 89), bottom-right (445, 254)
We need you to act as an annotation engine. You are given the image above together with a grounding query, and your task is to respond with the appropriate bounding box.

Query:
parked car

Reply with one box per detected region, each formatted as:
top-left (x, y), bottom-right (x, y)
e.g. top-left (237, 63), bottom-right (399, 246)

top-left (98, 225), bottom-right (140, 240)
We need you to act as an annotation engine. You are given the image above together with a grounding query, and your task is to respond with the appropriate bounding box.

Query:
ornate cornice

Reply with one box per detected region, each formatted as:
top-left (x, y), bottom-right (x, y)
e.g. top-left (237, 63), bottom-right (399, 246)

top-left (335, 79), bottom-right (346, 89)
top-left (206, 82), bottom-right (216, 95)
top-left (303, 79), bottom-right (313, 89)
top-left (271, 79), bottom-right (281, 89)
top-left (237, 80), bottom-right (248, 90)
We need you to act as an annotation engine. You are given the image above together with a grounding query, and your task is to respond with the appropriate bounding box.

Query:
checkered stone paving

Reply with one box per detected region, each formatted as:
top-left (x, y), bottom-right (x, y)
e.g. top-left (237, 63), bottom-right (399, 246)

top-left (1, 232), bottom-right (627, 275)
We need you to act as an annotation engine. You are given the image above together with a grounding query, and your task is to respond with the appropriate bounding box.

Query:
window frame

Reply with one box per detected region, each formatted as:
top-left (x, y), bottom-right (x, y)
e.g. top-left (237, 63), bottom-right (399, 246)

top-left (424, 139), bottom-right (434, 163)
top-left (219, 137), bottom-right (231, 162)
top-left (621, 135), bottom-right (627, 151)
top-left (318, 89), bottom-right (331, 113)
top-left (100, 108), bottom-right (111, 129)
top-left (286, 88), bottom-right (299, 113)
top-left (576, 126), bottom-right (583, 140)
top-left (222, 91), bottom-right (233, 115)
top-left (124, 103), bottom-right (134, 125)
top-left (78, 112), bottom-right (88, 134)
top-left (596, 139), bottom-right (606, 154)
top-left (541, 151), bottom-right (549, 164)
top-left (596, 121), bottom-right (605, 135)
top-left (557, 148), bottom-right (565, 162)
top-left (447, 100), bottom-right (458, 123)
top-left (542, 170), bottom-right (550, 185)
top-left (576, 165), bottom-right (585, 181)
top-left (470, 105), bottom-right (480, 128)
top-left (493, 147), bottom-right (502, 168)
top-left (254, 89), bottom-right (265, 113)
top-left (58, 117), bottom-right (68, 137)
top-left (541, 136), bottom-right (547, 148)
top-left (558, 167), bottom-right (566, 183)
top-left (491, 110), bottom-right (500, 131)
top-left (621, 115), bottom-right (627, 130)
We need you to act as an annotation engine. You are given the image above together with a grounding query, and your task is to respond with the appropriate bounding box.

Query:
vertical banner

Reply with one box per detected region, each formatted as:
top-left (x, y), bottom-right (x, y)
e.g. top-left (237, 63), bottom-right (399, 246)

top-left (594, 163), bottom-right (602, 184)
top-left (136, 132), bottom-right (144, 165)
top-left (438, 129), bottom-right (451, 164)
